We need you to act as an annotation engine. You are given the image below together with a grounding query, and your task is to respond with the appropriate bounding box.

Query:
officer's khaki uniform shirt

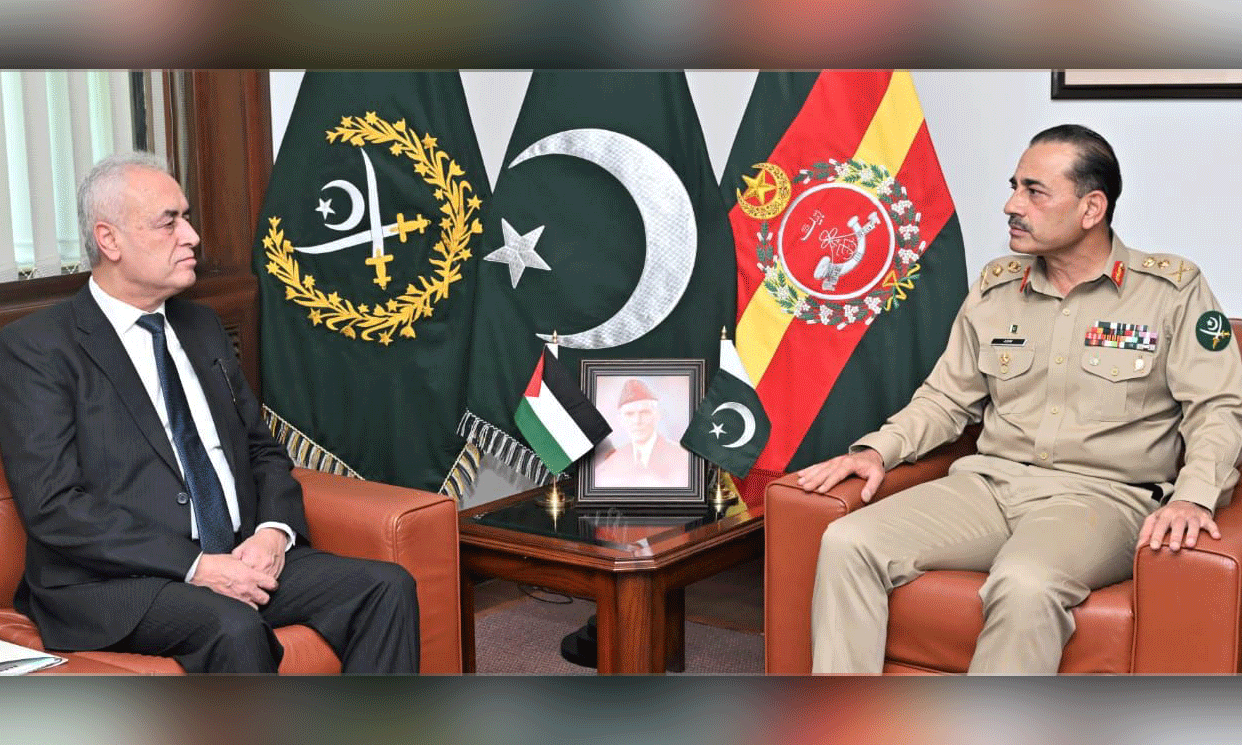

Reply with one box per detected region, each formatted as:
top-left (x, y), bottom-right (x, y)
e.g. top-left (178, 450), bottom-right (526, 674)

top-left (854, 235), bottom-right (1242, 513)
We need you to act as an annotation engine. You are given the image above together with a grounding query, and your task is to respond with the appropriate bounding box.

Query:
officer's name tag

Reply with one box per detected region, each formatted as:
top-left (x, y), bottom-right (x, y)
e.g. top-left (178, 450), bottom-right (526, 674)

top-left (990, 337), bottom-right (1027, 347)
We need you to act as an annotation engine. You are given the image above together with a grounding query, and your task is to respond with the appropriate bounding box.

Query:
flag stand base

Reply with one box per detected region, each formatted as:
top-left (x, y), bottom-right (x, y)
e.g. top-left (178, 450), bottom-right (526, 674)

top-left (536, 479), bottom-right (572, 508)
top-left (709, 467), bottom-right (737, 513)
top-left (560, 615), bottom-right (598, 669)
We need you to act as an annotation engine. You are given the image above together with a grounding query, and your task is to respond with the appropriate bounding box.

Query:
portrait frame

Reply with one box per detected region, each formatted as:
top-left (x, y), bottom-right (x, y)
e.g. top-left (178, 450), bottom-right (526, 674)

top-left (1051, 69), bottom-right (1242, 99)
top-left (578, 358), bottom-right (707, 505)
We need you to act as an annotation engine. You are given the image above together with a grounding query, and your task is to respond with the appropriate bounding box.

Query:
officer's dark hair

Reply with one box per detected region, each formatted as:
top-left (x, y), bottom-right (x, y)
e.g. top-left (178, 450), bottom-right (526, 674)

top-left (1029, 124), bottom-right (1122, 226)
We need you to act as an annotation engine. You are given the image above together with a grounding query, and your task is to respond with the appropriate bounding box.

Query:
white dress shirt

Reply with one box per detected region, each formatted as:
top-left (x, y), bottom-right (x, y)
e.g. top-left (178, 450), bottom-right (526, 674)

top-left (89, 279), bottom-right (293, 579)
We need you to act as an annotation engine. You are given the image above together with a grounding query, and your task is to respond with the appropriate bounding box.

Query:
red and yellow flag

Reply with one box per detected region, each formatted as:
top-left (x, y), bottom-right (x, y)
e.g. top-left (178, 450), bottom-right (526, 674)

top-left (723, 70), bottom-right (967, 501)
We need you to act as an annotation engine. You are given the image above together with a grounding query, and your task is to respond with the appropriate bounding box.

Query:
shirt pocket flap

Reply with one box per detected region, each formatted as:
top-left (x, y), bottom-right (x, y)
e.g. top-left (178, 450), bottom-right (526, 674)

top-left (978, 347), bottom-right (1035, 380)
top-left (1080, 347), bottom-right (1155, 382)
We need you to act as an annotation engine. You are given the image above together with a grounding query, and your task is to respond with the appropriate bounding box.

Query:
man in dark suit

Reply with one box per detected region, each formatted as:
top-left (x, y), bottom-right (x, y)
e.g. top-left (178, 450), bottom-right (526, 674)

top-left (0, 152), bottom-right (419, 673)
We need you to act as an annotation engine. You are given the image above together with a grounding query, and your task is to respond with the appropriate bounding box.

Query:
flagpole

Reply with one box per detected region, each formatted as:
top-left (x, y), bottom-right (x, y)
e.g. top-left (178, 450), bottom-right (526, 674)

top-left (538, 332), bottom-right (572, 523)
top-left (710, 465), bottom-right (731, 513)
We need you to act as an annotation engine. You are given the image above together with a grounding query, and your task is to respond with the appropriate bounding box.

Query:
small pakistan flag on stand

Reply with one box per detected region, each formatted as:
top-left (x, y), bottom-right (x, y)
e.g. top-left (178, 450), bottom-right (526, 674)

top-left (681, 333), bottom-right (771, 478)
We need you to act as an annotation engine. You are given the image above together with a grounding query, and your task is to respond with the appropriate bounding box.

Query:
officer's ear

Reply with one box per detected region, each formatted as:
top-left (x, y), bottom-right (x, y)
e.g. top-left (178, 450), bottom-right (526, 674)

top-left (1080, 190), bottom-right (1107, 230)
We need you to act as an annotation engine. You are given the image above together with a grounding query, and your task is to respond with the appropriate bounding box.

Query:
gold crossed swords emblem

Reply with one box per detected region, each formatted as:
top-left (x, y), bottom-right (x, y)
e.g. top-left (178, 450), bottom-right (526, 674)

top-left (296, 149), bottom-right (430, 290)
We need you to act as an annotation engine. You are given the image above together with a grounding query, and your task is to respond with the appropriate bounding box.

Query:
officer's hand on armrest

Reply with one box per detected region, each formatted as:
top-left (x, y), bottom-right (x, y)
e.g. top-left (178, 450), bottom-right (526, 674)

top-left (797, 448), bottom-right (886, 502)
top-left (1138, 500), bottom-right (1221, 552)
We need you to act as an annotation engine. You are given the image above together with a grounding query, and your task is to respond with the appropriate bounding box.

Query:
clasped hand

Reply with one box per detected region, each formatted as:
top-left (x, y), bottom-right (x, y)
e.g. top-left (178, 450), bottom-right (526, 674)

top-left (189, 528), bottom-right (288, 608)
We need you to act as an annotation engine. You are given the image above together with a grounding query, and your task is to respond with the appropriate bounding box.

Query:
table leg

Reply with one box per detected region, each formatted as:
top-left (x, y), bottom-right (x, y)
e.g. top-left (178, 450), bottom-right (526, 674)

top-left (460, 571), bottom-right (476, 674)
top-left (596, 572), bottom-right (662, 674)
top-left (665, 588), bottom-right (685, 673)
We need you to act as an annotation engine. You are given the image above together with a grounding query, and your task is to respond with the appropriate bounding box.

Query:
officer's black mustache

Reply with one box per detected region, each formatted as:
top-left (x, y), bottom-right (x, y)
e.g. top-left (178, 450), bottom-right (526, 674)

top-left (1008, 216), bottom-right (1031, 232)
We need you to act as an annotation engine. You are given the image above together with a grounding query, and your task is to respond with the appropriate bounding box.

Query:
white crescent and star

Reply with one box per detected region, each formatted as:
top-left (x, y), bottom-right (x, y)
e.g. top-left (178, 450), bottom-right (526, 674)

top-left (490, 127), bottom-right (697, 350)
top-left (319, 178), bottom-right (365, 231)
top-left (711, 402), bottom-right (757, 449)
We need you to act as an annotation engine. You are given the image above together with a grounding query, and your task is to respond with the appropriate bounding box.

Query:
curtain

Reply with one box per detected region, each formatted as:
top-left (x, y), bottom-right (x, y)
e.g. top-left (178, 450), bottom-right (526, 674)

top-left (0, 70), bottom-right (166, 282)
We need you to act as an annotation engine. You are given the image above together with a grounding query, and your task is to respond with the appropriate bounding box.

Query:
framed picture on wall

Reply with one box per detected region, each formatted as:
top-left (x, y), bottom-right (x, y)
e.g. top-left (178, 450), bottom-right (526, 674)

top-left (578, 359), bottom-right (707, 504)
top-left (1052, 69), bottom-right (1242, 99)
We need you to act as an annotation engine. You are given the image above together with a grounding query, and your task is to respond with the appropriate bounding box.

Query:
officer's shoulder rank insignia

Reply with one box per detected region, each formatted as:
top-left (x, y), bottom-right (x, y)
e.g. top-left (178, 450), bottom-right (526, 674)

top-left (1195, 310), bottom-right (1232, 351)
top-left (979, 255), bottom-right (1032, 294)
top-left (1133, 252), bottom-right (1198, 289)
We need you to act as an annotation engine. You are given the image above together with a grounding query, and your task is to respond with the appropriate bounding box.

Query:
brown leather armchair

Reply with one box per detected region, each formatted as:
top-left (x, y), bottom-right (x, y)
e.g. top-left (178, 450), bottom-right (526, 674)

top-left (765, 319), bottom-right (1242, 674)
top-left (0, 463), bottom-right (462, 674)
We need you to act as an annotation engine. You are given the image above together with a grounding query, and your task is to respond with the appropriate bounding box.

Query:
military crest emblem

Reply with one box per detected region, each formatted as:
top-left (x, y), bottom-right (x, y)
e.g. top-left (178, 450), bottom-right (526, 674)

top-left (738, 158), bottom-right (927, 329)
top-left (261, 112), bottom-right (483, 345)
top-left (1196, 310), bottom-right (1232, 351)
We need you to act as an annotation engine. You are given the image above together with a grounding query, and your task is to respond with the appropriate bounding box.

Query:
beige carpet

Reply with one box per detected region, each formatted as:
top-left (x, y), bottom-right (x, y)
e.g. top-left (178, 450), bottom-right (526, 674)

top-left (474, 593), bottom-right (763, 675)
top-left (472, 558), bottom-right (764, 675)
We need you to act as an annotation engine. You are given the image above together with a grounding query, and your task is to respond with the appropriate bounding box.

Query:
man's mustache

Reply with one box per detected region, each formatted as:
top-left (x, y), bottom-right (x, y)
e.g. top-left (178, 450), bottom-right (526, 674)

top-left (1008, 216), bottom-right (1031, 232)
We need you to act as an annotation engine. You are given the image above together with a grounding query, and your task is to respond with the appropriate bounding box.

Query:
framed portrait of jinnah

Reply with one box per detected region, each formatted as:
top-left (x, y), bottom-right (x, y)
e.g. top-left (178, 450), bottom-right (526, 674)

top-left (579, 359), bottom-right (706, 504)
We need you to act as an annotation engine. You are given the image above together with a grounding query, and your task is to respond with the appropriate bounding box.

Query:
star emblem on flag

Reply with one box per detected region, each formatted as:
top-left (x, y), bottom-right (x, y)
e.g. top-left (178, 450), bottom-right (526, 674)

top-left (484, 218), bottom-right (551, 288)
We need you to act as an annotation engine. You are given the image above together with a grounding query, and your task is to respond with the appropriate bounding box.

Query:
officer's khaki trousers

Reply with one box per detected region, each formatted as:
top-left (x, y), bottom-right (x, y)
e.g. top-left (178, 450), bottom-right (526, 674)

top-left (811, 454), bottom-right (1159, 674)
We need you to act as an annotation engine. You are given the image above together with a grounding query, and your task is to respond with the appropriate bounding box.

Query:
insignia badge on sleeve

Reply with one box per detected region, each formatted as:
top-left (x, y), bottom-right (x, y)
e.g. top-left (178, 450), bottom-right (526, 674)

top-left (1196, 311), bottom-right (1232, 351)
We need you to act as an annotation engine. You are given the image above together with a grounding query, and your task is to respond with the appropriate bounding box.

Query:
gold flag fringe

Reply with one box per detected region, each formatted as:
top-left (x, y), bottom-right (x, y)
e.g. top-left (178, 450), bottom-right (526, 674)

top-left (262, 405), bottom-right (361, 479)
top-left (446, 410), bottom-right (554, 497)
top-left (441, 441), bottom-right (481, 501)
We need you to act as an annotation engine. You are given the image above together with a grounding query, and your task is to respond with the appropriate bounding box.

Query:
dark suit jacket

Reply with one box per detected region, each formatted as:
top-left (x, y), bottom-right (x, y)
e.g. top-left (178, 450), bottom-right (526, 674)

top-left (0, 286), bottom-right (309, 651)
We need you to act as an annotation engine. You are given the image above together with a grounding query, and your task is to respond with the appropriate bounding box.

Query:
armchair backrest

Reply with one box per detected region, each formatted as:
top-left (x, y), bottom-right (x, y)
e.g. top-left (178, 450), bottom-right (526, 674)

top-left (0, 462), bottom-right (23, 604)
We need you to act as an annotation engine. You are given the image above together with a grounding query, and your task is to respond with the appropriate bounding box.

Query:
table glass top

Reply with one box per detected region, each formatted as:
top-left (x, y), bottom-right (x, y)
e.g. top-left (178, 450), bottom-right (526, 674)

top-left (466, 489), bottom-right (756, 551)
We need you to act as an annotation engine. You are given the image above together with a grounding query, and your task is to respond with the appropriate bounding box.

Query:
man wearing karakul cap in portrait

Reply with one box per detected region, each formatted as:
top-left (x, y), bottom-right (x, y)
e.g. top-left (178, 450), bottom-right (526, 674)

top-left (594, 378), bottom-right (691, 489)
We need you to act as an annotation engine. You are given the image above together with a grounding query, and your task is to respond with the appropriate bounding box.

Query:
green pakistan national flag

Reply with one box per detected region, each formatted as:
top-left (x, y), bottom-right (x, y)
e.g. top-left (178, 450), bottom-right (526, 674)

top-left (454, 70), bottom-right (736, 486)
top-left (680, 337), bottom-right (771, 478)
top-left (253, 71), bottom-right (489, 492)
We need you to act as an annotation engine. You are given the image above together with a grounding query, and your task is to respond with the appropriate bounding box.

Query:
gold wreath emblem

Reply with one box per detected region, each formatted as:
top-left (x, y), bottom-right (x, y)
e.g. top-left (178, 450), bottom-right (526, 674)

top-left (737, 162), bottom-right (792, 220)
top-left (262, 111), bottom-right (483, 346)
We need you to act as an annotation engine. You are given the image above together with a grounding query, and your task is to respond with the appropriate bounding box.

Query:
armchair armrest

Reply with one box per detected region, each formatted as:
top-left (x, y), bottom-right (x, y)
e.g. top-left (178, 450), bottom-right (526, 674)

top-left (763, 430), bottom-right (977, 674)
top-left (1132, 495), bottom-right (1242, 673)
top-left (293, 468), bottom-right (462, 674)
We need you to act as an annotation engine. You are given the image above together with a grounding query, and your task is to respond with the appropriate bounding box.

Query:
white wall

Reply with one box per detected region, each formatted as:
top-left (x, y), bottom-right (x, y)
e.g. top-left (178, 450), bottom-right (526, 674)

top-left (270, 69), bottom-right (1242, 314)
top-left (915, 70), bottom-right (1242, 310)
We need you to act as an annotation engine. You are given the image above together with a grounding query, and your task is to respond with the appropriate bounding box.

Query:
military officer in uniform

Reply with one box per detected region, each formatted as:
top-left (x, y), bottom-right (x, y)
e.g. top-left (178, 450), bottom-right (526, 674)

top-left (797, 124), bottom-right (1242, 673)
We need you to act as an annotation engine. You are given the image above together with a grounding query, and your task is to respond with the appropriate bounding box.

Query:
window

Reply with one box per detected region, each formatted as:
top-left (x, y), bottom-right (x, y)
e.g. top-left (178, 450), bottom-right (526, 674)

top-left (0, 70), bottom-right (168, 282)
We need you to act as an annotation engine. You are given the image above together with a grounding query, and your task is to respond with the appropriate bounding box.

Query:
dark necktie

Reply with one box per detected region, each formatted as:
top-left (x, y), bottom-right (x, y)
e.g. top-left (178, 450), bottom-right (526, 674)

top-left (136, 313), bottom-right (235, 554)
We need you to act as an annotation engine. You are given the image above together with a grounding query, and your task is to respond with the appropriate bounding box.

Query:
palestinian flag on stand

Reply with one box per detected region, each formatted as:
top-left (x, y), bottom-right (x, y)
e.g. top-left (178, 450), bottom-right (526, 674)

top-left (452, 70), bottom-right (735, 487)
top-left (253, 71), bottom-right (488, 493)
top-left (680, 334), bottom-right (770, 478)
top-left (722, 70), bottom-right (967, 502)
top-left (515, 343), bottom-right (611, 475)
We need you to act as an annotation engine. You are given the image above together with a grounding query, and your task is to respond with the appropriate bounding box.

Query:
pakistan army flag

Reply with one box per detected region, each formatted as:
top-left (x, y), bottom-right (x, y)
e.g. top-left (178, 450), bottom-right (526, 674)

top-left (723, 70), bottom-right (968, 500)
top-left (254, 71), bottom-right (488, 491)
top-left (455, 71), bottom-right (736, 486)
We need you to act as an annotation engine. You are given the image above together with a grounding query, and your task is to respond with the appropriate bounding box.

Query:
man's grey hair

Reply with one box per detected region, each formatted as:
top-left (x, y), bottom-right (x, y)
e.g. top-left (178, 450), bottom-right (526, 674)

top-left (77, 151), bottom-right (172, 267)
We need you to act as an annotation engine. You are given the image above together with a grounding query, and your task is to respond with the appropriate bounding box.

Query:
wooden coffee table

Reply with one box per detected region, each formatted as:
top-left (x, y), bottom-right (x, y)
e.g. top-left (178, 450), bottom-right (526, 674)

top-left (459, 486), bottom-right (764, 674)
